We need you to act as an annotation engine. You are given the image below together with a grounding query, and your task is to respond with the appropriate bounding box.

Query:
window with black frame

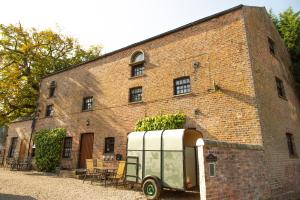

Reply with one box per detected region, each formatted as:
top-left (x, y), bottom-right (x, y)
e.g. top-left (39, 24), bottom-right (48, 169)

top-left (174, 76), bottom-right (191, 95)
top-left (62, 137), bottom-right (72, 158)
top-left (49, 81), bottom-right (56, 98)
top-left (286, 133), bottom-right (297, 157)
top-left (82, 96), bottom-right (93, 111)
top-left (8, 137), bottom-right (18, 157)
top-left (104, 137), bottom-right (115, 154)
top-left (45, 105), bottom-right (54, 117)
top-left (268, 37), bottom-right (275, 55)
top-left (275, 77), bottom-right (286, 99)
top-left (131, 64), bottom-right (144, 77)
top-left (129, 87), bottom-right (142, 102)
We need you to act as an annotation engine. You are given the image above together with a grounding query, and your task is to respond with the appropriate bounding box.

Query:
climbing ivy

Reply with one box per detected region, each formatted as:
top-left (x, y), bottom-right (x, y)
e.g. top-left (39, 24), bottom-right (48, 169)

top-left (33, 128), bottom-right (66, 172)
top-left (135, 113), bottom-right (186, 131)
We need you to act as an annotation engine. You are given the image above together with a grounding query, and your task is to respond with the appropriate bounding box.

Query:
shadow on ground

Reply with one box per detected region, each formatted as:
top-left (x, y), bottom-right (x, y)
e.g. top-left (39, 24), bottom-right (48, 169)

top-left (0, 194), bottom-right (36, 200)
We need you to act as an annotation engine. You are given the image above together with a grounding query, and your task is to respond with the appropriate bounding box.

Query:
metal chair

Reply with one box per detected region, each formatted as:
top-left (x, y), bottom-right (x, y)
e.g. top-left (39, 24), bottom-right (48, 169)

top-left (107, 160), bottom-right (126, 188)
top-left (82, 159), bottom-right (95, 183)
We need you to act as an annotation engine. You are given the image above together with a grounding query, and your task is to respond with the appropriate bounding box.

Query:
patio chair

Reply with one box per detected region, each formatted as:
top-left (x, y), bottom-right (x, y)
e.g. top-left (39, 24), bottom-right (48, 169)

top-left (19, 158), bottom-right (32, 171)
top-left (107, 160), bottom-right (126, 188)
top-left (91, 159), bottom-right (105, 184)
top-left (82, 159), bottom-right (95, 183)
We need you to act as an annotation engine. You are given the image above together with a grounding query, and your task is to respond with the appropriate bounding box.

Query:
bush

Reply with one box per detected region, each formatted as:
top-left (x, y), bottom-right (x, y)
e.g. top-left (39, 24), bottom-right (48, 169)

top-left (135, 113), bottom-right (186, 131)
top-left (33, 128), bottom-right (66, 172)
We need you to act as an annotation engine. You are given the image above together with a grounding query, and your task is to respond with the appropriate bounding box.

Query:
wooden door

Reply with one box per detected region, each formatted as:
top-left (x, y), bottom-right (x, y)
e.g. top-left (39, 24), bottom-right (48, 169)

top-left (79, 133), bottom-right (94, 168)
top-left (18, 139), bottom-right (27, 161)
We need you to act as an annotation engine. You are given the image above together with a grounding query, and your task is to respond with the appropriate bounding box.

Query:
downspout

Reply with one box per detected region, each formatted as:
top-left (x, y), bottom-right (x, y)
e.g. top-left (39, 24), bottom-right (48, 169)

top-left (27, 82), bottom-right (41, 157)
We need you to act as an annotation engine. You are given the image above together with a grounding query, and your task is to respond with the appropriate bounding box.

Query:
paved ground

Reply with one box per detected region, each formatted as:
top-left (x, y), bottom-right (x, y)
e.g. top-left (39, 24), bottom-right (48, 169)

top-left (0, 168), bottom-right (198, 200)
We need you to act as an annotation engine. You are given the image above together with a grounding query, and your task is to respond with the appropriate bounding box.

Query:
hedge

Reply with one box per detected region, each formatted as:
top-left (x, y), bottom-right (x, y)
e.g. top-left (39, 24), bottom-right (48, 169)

top-left (33, 128), bottom-right (66, 172)
top-left (135, 113), bottom-right (186, 131)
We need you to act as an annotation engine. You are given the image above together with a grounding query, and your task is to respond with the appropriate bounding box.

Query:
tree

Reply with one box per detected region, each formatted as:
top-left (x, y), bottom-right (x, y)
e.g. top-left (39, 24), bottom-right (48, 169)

top-left (269, 8), bottom-right (300, 90)
top-left (0, 23), bottom-right (101, 125)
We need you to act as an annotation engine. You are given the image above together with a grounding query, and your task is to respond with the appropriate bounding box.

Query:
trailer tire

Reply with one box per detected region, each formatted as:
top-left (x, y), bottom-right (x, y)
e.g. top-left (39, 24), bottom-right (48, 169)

top-left (142, 177), bottom-right (162, 200)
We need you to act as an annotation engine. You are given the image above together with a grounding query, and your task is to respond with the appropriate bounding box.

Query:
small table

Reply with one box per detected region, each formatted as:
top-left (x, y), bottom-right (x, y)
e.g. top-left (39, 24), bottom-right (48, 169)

top-left (93, 167), bottom-right (117, 186)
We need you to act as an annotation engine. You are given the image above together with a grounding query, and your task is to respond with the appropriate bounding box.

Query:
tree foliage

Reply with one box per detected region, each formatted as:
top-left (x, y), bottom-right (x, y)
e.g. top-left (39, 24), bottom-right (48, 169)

top-left (269, 8), bottom-right (300, 90)
top-left (0, 23), bottom-right (101, 125)
top-left (135, 113), bottom-right (186, 131)
top-left (33, 128), bottom-right (66, 172)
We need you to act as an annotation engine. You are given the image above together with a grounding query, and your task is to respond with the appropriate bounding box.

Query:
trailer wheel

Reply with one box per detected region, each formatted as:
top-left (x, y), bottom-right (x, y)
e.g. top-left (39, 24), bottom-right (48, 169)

top-left (142, 178), bottom-right (161, 199)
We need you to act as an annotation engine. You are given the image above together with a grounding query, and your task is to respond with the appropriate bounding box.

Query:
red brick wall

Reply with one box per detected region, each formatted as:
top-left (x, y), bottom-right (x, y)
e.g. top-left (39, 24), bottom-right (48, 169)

top-left (204, 143), bottom-right (271, 200)
top-left (35, 8), bottom-right (264, 170)
top-left (243, 6), bottom-right (300, 199)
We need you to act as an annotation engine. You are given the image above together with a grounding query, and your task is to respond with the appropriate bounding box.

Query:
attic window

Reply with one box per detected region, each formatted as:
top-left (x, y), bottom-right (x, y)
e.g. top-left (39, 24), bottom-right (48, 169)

top-left (131, 51), bottom-right (145, 63)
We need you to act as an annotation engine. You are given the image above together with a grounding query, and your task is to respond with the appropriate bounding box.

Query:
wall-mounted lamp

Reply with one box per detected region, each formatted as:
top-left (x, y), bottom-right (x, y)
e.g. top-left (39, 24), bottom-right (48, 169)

top-left (86, 119), bottom-right (90, 126)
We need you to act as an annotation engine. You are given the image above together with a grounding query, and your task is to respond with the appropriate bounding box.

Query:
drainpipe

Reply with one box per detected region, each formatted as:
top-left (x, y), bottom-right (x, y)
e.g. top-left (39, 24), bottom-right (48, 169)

top-left (196, 138), bottom-right (206, 200)
top-left (27, 82), bottom-right (41, 157)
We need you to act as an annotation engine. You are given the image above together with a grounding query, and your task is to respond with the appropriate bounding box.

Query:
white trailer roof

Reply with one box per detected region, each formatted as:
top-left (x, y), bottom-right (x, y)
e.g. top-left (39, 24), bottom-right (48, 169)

top-left (127, 129), bottom-right (186, 151)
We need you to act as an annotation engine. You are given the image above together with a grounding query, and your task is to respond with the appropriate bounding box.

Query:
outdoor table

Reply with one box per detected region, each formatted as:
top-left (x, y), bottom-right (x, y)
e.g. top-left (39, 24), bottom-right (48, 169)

top-left (93, 166), bottom-right (117, 186)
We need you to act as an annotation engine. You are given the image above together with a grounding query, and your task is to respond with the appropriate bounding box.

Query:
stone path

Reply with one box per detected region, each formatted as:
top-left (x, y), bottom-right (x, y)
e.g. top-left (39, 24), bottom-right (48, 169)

top-left (0, 168), bottom-right (198, 200)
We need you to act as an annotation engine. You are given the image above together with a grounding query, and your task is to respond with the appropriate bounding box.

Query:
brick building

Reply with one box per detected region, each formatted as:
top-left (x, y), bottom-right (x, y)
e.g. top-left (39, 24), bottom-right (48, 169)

top-left (4, 5), bottom-right (300, 199)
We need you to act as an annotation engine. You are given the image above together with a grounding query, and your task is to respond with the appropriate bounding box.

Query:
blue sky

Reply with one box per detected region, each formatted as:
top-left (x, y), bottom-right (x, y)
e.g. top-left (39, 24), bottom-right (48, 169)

top-left (0, 0), bottom-right (299, 52)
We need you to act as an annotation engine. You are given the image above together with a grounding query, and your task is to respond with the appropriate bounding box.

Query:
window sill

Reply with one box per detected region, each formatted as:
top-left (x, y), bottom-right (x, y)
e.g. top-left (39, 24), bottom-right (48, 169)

top-left (289, 155), bottom-right (298, 159)
top-left (128, 101), bottom-right (144, 105)
top-left (129, 74), bottom-right (146, 80)
top-left (61, 157), bottom-right (72, 160)
top-left (173, 92), bottom-right (194, 98)
top-left (44, 116), bottom-right (54, 118)
top-left (82, 109), bottom-right (93, 112)
top-left (129, 60), bottom-right (145, 66)
top-left (278, 95), bottom-right (288, 101)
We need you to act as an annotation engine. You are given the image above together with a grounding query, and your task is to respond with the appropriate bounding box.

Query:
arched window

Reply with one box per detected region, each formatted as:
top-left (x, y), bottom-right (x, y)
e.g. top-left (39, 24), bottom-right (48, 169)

top-left (131, 51), bottom-right (145, 63)
top-left (130, 51), bottom-right (145, 77)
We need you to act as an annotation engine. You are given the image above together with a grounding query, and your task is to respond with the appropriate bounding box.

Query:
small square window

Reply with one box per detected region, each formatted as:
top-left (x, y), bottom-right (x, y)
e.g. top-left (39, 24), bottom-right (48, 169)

top-left (62, 137), bottom-right (72, 158)
top-left (104, 137), bottom-right (115, 154)
top-left (275, 77), bottom-right (286, 99)
top-left (82, 97), bottom-right (93, 111)
top-left (174, 76), bottom-right (191, 95)
top-left (286, 133), bottom-right (297, 157)
top-left (129, 87), bottom-right (142, 102)
top-left (131, 64), bottom-right (144, 77)
top-left (268, 37), bottom-right (275, 55)
top-left (45, 105), bottom-right (54, 117)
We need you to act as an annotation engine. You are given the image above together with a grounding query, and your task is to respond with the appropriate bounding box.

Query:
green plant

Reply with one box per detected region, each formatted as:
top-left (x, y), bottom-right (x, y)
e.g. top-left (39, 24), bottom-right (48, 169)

top-left (33, 128), bottom-right (66, 172)
top-left (135, 113), bottom-right (186, 131)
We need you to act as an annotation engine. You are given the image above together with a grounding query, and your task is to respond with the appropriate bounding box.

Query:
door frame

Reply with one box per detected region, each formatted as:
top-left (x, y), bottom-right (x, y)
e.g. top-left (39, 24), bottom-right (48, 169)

top-left (78, 132), bottom-right (94, 168)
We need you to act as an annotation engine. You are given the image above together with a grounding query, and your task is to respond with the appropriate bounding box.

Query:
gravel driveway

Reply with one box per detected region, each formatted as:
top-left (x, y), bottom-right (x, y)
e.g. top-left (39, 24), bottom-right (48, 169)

top-left (0, 168), bottom-right (198, 200)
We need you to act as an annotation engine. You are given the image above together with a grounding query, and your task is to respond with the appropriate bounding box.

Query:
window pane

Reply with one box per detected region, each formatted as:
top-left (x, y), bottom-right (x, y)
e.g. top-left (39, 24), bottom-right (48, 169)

top-left (131, 64), bottom-right (144, 77)
top-left (286, 133), bottom-right (296, 156)
top-left (9, 137), bottom-right (18, 157)
top-left (132, 52), bottom-right (144, 63)
top-left (275, 77), bottom-right (286, 98)
top-left (62, 137), bottom-right (72, 158)
top-left (129, 87), bottom-right (142, 102)
top-left (45, 105), bottom-right (53, 117)
top-left (174, 77), bottom-right (191, 95)
top-left (105, 137), bottom-right (115, 153)
top-left (83, 97), bottom-right (93, 111)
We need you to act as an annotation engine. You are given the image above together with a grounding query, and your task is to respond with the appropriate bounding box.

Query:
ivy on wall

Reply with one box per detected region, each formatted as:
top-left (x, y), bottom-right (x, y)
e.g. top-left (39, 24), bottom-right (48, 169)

top-left (135, 113), bottom-right (186, 131)
top-left (33, 128), bottom-right (66, 172)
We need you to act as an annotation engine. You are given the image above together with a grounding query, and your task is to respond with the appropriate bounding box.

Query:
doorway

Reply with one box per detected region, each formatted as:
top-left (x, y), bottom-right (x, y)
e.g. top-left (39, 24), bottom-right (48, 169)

top-left (78, 133), bottom-right (94, 168)
top-left (18, 139), bottom-right (27, 161)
